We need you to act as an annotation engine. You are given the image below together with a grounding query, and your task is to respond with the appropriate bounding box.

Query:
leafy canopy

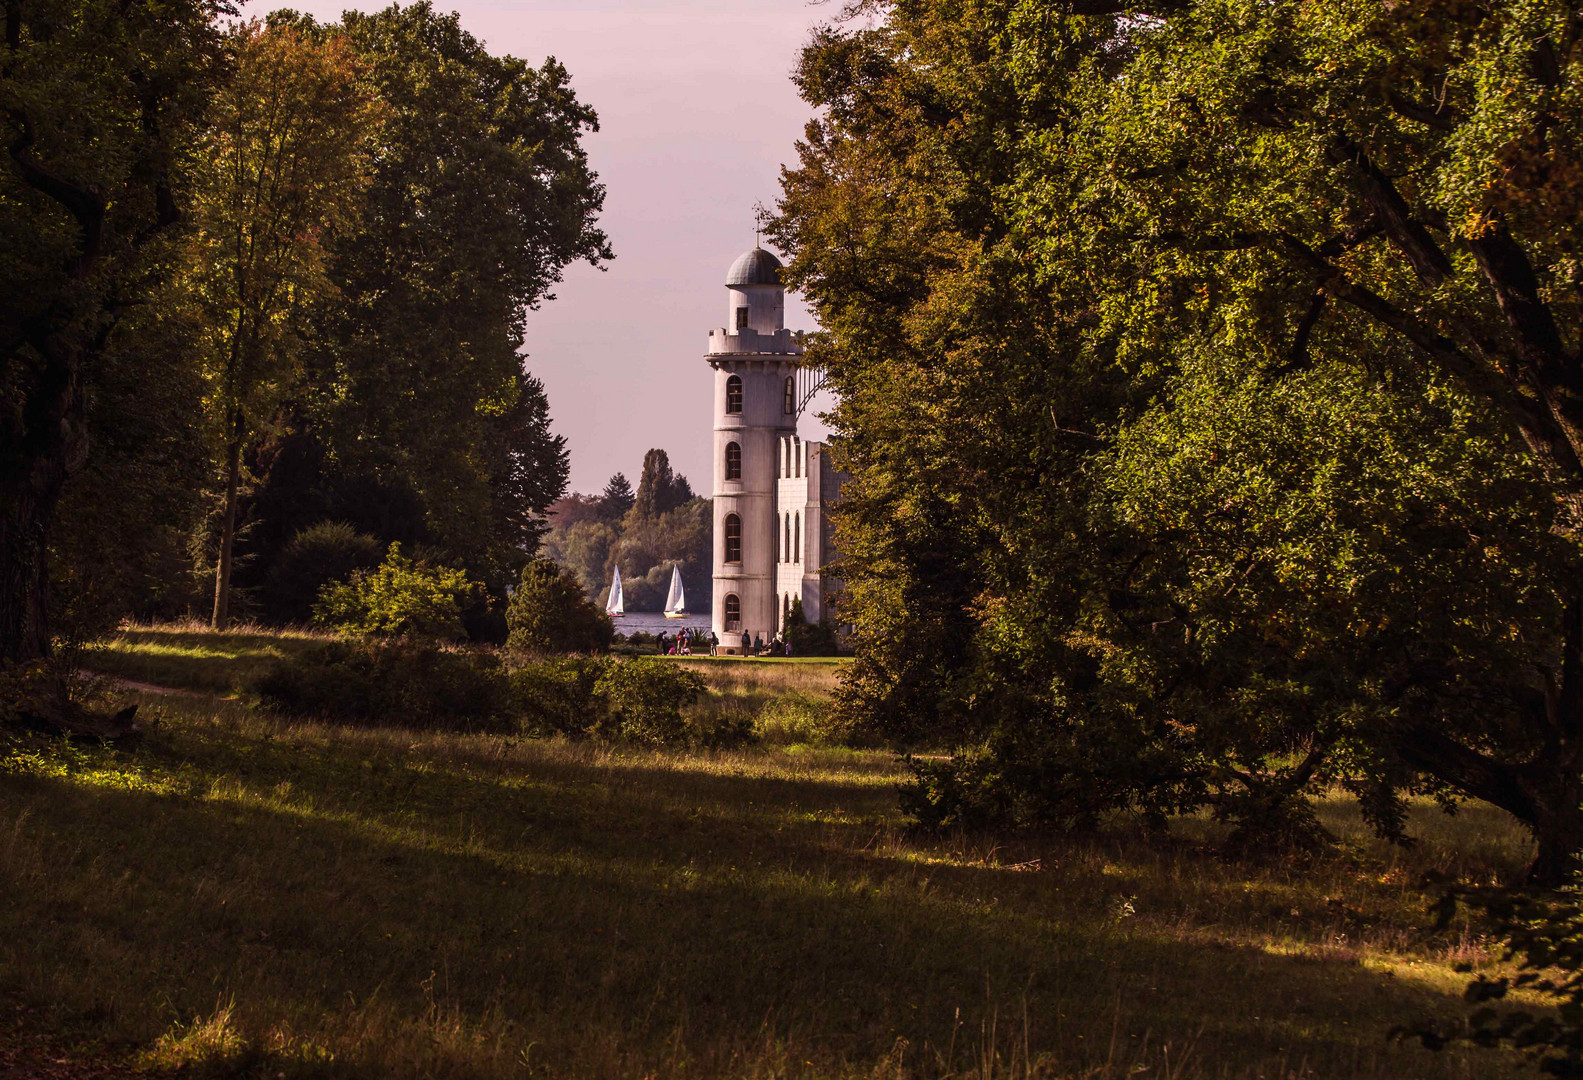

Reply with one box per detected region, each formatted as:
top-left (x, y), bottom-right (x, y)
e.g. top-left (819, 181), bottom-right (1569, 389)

top-left (772, 0), bottom-right (1583, 876)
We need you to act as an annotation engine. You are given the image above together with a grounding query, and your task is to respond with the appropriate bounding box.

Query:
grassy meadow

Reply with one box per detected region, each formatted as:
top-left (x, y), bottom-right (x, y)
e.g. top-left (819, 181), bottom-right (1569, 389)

top-left (0, 624), bottom-right (1541, 1078)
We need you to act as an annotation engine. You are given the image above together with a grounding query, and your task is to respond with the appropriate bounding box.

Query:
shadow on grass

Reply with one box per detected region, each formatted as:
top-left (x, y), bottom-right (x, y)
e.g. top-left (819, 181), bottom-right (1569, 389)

top-left (0, 720), bottom-right (1521, 1079)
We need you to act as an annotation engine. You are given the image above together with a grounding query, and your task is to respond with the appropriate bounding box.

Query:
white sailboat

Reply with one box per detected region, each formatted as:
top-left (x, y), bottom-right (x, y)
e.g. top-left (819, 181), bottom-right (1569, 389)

top-left (663, 565), bottom-right (687, 619)
top-left (606, 565), bottom-right (625, 618)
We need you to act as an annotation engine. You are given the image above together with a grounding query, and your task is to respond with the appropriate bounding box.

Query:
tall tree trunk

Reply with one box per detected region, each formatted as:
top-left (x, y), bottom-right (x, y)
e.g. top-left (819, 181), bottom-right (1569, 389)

top-left (1527, 589), bottom-right (1583, 886)
top-left (0, 341), bottom-right (85, 666)
top-left (210, 409), bottom-right (244, 630)
top-left (1529, 795), bottom-right (1583, 887)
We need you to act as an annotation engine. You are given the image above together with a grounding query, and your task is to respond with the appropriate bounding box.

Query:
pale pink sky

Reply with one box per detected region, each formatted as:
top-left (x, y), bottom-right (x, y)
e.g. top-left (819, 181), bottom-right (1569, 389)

top-left (285, 0), bottom-right (841, 494)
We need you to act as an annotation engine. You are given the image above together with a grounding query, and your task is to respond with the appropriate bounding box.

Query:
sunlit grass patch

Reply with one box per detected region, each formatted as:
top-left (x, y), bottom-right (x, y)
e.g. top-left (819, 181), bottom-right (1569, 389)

top-left (85, 620), bottom-right (336, 694)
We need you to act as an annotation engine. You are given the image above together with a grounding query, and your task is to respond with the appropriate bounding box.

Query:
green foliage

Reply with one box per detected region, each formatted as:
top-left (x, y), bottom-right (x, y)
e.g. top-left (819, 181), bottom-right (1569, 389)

top-left (267, 522), bottom-right (383, 625)
top-left (263, 1), bottom-right (601, 593)
top-left (188, 20), bottom-right (385, 628)
top-left (606, 494), bottom-right (710, 613)
top-left (784, 599), bottom-right (840, 657)
top-left (509, 656), bottom-right (605, 737)
top-left (628, 449), bottom-right (694, 522)
top-left (255, 639), bottom-right (510, 729)
top-left (49, 295), bottom-right (210, 640)
top-left (1400, 884), bottom-right (1583, 1075)
top-left (506, 559), bottom-right (614, 654)
top-left (772, 0), bottom-right (1583, 872)
top-left (313, 543), bottom-right (479, 640)
top-left (591, 659), bottom-right (706, 745)
top-left (599, 472), bottom-right (635, 518)
top-left (509, 655), bottom-right (710, 745)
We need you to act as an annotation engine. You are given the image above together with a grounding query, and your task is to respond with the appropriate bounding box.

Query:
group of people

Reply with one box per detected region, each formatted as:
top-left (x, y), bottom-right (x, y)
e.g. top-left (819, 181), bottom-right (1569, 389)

top-left (647, 627), bottom-right (794, 658)
top-left (656, 628), bottom-right (716, 656)
top-left (738, 631), bottom-right (792, 658)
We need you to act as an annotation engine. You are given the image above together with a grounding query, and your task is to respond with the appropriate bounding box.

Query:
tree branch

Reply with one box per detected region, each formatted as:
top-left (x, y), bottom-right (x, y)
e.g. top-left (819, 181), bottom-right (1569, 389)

top-left (1269, 288), bottom-right (1326, 377)
top-left (1385, 89), bottom-right (1460, 132)
top-left (7, 107), bottom-right (106, 268)
top-left (1394, 722), bottom-right (1538, 825)
top-left (1326, 134), bottom-right (1452, 287)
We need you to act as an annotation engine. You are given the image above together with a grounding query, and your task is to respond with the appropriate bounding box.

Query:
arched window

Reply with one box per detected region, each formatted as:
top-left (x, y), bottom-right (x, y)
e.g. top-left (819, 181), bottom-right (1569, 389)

top-left (783, 514), bottom-right (790, 562)
top-left (783, 376), bottom-right (795, 415)
top-left (783, 593), bottom-right (791, 627)
top-left (724, 594), bottom-right (741, 632)
top-left (794, 513), bottom-right (801, 563)
top-left (726, 374), bottom-right (742, 414)
top-left (724, 513), bottom-right (741, 563)
top-left (725, 441), bottom-right (741, 481)
top-left (793, 437), bottom-right (801, 477)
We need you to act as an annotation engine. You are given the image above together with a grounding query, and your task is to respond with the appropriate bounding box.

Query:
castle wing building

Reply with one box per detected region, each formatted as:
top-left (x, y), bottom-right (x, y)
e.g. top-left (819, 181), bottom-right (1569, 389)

top-left (707, 247), bottom-right (841, 652)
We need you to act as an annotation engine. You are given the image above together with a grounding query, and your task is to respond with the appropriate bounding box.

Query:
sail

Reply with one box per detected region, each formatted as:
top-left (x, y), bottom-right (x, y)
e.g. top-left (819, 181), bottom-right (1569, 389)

top-left (607, 566), bottom-right (624, 615)
top-left (663, 565), bottom-right (686, 615)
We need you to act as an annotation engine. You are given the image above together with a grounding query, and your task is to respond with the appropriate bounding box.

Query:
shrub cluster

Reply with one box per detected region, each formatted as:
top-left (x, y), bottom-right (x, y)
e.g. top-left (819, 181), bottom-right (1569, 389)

top-left (255, 643), bottom-right (737, 746)
top-left (784, 599), bottom-right (841, 657)
top-left (509, 656), bottom-right (726, 746)
top-left (313, 543), bottom-right (480, 640)
top-left (269, 522), bottom-right (383, 625)
top-left (256, 640), bottom-right (511, 730)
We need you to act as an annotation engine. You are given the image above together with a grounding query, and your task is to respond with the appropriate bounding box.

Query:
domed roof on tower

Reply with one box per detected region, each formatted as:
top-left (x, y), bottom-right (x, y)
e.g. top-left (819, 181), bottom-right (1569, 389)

top-left (726, 247), bottom-right (783, 287)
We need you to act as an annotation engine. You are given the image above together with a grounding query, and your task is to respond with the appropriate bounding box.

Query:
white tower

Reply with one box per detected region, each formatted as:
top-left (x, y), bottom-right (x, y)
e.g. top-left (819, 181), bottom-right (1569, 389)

top-left (708, 247), bottom-right (802, 650)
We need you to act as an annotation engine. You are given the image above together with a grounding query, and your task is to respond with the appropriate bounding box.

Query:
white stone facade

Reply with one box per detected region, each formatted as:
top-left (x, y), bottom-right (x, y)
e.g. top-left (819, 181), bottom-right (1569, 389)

top-left (708, 249), bottom-right (841, 653)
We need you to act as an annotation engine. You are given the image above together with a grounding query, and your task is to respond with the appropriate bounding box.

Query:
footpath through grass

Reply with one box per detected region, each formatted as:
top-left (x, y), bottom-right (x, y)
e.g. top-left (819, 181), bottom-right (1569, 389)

top-left (0, 624), bottom-right (1537, 1078)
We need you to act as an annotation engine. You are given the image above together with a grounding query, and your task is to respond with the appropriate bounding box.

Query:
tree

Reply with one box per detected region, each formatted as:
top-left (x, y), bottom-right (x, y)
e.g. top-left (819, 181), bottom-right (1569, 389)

top-left (772, 0), bottom-right (1583, 880)
top-left (273, 2), bottom-right (607, 592)
top-left (1, 0), bottom-right (224, 668)
top-left (599, 473), bottom-right (636, 519)
top-left (542, 517), bottom-right (618, 597)
top-left (629, 449), bottom-right (694, 522)
top-left (188, 21), bottom-right (382, 629)
top-left (506, 558), bottom-right (613, 653)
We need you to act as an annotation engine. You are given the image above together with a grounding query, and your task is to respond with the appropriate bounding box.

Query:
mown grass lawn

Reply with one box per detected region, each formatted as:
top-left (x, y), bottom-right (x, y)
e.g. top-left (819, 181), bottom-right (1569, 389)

top-left (0, 624), bottom-right (1538, 1078)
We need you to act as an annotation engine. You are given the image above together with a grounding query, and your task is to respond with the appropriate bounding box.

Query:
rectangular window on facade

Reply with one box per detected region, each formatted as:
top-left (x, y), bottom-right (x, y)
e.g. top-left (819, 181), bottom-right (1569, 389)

top-left (736, 306), bottom-right (750, 330)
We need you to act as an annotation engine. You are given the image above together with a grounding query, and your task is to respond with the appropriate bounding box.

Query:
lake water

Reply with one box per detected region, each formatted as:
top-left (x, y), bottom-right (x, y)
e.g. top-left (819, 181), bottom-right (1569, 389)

top-left (609, 612), bottom-right (712, 638)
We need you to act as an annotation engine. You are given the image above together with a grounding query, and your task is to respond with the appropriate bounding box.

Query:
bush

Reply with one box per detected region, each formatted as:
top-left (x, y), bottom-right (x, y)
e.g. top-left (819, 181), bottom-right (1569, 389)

top-left (506, 655), bottom-right (710, 745)
top-left (592, 659), bottom-right (706, 744)
top-left (784, 599), bottom-right (841, 656)
top-left (313, 543), bottom-right (479, 640)
top-left (753, 695), bottom-right (849, 747)
top-left (506, 559), bottom-right (612, 653)
top-left (256, 640), bottom-right (510, 729)
top-left (268, 521), bottom-right (382, 625)
top-left (510, 656), bottom-right (607, 737)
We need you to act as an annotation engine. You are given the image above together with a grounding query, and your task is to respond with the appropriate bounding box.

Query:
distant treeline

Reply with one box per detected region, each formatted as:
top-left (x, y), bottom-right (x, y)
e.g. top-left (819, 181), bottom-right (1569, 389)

top-left (544, 450), bottom-right (711, 614)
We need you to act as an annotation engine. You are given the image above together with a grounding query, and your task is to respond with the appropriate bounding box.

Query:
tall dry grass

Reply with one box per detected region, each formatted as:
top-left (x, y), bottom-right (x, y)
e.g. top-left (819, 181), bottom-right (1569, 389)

top-left (0, 623), bottom-right (1534, 1077)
